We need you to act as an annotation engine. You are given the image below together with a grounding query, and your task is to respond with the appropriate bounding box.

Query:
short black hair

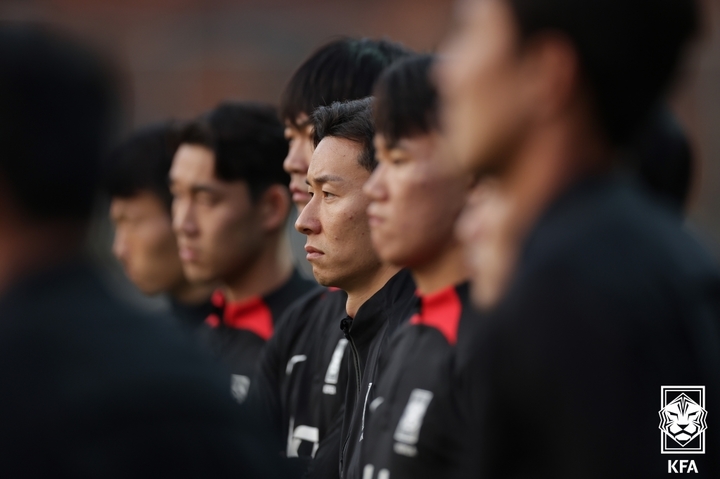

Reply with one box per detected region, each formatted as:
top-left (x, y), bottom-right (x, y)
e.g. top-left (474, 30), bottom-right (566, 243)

top-left (312, 98), bottom-right (376, 172)
top-left (374, 54), bottom-right (439, 147)
top-left (280, 38), bottom-right (411, 128)
top-left (0, 24), bottom-right (117, 220)
top-left (507, 0), bottom-right (699, 146)
top-left (177, 102), bottom-right (289, 201)
top-left (105, 123), bottom-right (177, 211)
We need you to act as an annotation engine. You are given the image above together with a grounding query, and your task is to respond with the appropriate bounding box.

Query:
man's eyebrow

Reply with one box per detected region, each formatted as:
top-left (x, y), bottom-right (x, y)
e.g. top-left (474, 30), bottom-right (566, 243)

top-left (306, 174), bottom-right (344, 186)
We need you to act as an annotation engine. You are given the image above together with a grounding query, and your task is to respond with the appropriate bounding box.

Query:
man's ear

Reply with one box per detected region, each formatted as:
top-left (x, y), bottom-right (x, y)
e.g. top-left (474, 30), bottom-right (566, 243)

top-left (257, 184), bottom-right (291, 233)
top-left (523, 33), bottom-right (581, 121)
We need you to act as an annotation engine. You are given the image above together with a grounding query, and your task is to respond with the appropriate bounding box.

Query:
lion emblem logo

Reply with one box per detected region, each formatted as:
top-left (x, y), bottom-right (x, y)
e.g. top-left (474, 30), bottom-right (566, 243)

top-left (659, 392), bottom-right (707, 447)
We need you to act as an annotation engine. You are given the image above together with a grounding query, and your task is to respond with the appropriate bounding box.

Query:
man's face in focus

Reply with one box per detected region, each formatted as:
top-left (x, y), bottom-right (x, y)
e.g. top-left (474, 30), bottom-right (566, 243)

top-left (296, 137), bottom-right (382, 290)
top-left (436, 0), bottom-right (536, 175)
top-left (284, 114), bottom-right (315, 211)
top-left (170, 144), bottom-right (265, 285)
top-left (365, 133), bottom-right (469, 268)
top-left (110, 191), bottom-right (186, 295)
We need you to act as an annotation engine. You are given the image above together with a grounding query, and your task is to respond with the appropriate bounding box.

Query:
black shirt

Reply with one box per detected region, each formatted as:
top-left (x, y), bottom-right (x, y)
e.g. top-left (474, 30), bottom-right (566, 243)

top-left (169, 296), bottom-right (213, 331)
top-left (0, 258), bottom-right (291, 478)
top-left (201, 269), bottom-right (316, 403)
top-left (339, 269), bottom-right (417, 479)
top-left (360, 282), bottom-right (476, 479)
top-left (248, 287), bottom-right (349, 477)
top-left (455, 175), bottom-right (720, 478)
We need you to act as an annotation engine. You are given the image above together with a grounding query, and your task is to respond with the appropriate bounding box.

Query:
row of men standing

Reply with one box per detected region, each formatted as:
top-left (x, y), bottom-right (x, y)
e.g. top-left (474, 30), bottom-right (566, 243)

top-left (2, 0), bottom-right (719, 477)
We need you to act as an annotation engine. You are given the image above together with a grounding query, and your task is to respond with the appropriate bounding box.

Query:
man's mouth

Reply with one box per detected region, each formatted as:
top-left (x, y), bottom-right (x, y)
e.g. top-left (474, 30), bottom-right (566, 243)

top-left (304, 245), bottom-right (324, 261)
top-left (178, 246), bottom-right (199, 262)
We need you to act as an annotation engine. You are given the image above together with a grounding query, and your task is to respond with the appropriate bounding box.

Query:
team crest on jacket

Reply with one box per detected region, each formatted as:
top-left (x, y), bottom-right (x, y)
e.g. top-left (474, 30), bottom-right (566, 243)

top-left (393, 389), bottom-right (433, 457)
top-left (231, 374), bottom-right (251, 404)
top-left (323, 338), bottom-right (348, 395)
top-left (659, 386), bottom-right (707, 454)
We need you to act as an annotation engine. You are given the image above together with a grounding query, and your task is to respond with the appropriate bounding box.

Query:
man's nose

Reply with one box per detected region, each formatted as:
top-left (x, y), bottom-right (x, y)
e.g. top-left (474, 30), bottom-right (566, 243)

top-left (295, 198), bottom-right (320, 235)
top-left (173, 200), bottom-right (198, 237)
top-left (112, 231), bottom-right (128, 263)
top-left (284, 143), bottom-right (309, 175)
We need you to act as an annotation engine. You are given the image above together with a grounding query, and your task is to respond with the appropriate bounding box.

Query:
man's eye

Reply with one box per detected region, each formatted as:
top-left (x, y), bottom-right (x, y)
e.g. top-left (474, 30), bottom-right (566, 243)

top-left (196, 193), bottom-right (216, 205)
top-left (322, 191), bottom-right (335, 198)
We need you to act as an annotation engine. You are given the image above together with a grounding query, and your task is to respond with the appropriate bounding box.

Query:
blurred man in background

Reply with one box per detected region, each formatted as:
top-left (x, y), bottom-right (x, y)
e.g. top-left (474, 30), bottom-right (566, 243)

top-left (0, 24), bottom-right (283, 477)
top-left (360, 54), bottom-right (475, 479)
top-left (106, 123), bottom-right (215, 330)
top-left (170, 102), bottom-right (316, 403)
top-left (281, 38), bottom-right (410, 212)
top-left (633, 106), bottom-right (694, 213)
top-left (439, 0), bottom-right (720, 476)
top-left (248, 37), bottom-right (411, 479)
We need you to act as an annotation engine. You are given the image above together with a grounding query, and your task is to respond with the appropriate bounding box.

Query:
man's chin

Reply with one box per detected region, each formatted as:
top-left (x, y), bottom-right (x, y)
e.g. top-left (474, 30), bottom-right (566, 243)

top-left (181, 266), bottom-right (215, 286)
top-left (312, 268), bottom-right (340, 289)
top-left (135, 283), bottom-right (164, 297)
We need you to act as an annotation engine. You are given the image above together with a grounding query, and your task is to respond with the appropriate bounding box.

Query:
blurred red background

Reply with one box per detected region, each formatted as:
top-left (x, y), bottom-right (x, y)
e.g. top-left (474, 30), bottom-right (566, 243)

top-left (1, 0), bottom-right (719, 254)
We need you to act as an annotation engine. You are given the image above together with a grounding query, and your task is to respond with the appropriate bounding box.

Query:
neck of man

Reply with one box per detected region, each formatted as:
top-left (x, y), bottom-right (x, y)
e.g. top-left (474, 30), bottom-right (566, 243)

top-left (345, 263), bottom-right (401, 318)
top-left (222, 231), bottom-right (294, 303)
top-left (500, 113), bottom-right (613, 254)
top-left (169, 279), bottom-right (216, 306)
top-left (411, 239), bottom-right (468, 296)
top-left (0, 217), bottom-right (86, 295)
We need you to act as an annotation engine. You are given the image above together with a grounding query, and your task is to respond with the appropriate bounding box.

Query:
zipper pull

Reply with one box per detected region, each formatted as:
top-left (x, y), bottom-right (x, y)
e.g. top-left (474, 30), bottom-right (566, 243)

top-left (340, 317), bottom-right (353, 339)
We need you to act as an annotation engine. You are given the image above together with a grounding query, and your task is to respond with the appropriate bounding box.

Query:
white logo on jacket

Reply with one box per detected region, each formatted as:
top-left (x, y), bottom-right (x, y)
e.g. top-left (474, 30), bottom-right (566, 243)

top-left (287, 416), bottom-right (320, 458)
top-left (393, 388), bottom-right (433, 457)
top-left (323, 338), bottom-right (348, 395)
top-left (230, 374), bottom-right (251, 404)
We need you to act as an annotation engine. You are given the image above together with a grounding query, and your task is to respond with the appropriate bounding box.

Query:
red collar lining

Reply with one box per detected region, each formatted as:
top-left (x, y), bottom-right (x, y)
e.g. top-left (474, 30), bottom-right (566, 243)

top-left (205, 290), bottom-right (274, 341)
top-left (409, 285), bottom-right (462, 346)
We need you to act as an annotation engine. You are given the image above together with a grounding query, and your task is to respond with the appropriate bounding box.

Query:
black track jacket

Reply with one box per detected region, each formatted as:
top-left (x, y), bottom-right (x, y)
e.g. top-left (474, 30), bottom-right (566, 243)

top-left (201, 269), bottom-right (316, 403)
top-left (360, 282), bottom-right (477, 479)
top-left (339, 269), bottom-right (417, 479)
top-left (248, 286), bottom-right (349, 477)
top-left (455, 175), bottom-right (720, 478)
top-left (0, 258), bottom-right (292, 477)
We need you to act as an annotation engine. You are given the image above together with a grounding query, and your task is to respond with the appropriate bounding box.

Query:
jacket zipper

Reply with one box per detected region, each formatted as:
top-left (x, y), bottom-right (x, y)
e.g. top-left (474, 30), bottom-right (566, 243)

top-left (340, 317), bottom-right (362, 396)
top-left (339, 317), bottom-right (362, 479)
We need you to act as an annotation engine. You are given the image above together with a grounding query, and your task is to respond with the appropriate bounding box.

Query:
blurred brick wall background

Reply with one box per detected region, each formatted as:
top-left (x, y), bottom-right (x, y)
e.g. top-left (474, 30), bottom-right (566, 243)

top-left (1, 0), bottom-right (719, 258)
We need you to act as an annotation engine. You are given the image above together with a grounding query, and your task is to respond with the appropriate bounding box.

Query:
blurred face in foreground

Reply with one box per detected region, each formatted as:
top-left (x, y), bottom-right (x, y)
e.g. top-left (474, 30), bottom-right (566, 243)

top-left (455, 180), bottom-right (516, 308)
top-left (437, 0), bottom-right (536, 175)
top-left (170, 144), bottom-right (265, 284)
top-left (110, 191), bottom-right (185, 295)
top-left (296, 137), bottom-right (382, 290)
top-left (365, 133), bottom-right (469, 267)
top-left (283, 114), bottom-right (315, 211)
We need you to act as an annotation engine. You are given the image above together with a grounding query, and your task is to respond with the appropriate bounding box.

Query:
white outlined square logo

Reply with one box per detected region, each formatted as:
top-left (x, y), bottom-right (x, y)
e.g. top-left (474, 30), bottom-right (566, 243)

top-left (659, 386), bottom-right (707, 454)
